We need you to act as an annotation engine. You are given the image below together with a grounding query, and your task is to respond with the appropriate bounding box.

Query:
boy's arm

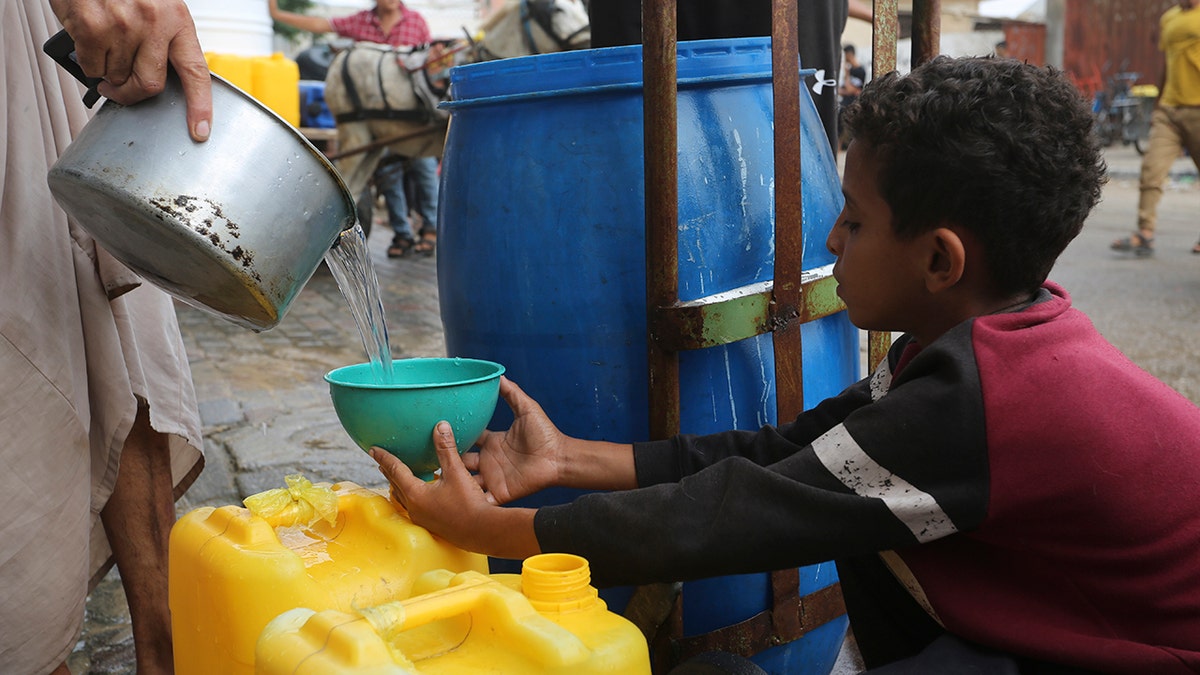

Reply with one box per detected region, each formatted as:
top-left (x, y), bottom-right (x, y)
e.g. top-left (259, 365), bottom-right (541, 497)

top-left (632, 358), bottom-right (889, 487)
top-left (558, 436), bottom-right (639, 490)
top-left (534, 334), bottom-right (989, 588)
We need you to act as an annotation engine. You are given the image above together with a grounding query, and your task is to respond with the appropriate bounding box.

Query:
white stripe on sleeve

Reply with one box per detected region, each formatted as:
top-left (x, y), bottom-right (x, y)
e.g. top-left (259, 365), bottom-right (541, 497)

top-left (811, 423), bottom-right (957, 542)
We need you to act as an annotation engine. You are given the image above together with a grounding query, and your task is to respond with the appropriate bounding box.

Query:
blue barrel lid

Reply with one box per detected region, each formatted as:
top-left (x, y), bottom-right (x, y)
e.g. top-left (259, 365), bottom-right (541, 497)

top-left (446, 37), bottom-right (812, 107)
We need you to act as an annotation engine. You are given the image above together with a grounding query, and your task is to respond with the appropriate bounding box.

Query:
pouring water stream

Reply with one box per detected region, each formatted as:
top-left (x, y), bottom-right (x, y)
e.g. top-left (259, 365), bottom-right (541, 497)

top-left (324, 222), bottom-right (394, 383)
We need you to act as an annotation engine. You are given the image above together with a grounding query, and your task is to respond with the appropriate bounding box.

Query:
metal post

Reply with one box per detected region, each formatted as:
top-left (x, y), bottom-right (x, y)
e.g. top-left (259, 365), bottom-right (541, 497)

top-left (867, 0), bottom-right (900, 371)
top-left (770, 0), bottom-right (805, 422)
top-left (911, 0), bottom-right (942, 67)
top-left (643, 0), bottom-right (680, 443)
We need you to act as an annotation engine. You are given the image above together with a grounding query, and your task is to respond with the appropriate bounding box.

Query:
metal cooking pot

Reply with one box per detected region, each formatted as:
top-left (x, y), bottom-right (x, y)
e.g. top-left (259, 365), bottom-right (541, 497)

top-left (45, 31), bottom-right (357, 331)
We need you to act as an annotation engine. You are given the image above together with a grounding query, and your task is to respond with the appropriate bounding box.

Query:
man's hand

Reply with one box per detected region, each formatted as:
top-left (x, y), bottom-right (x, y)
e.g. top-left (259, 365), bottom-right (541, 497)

top-left (50, 0), bottom-right (213, 141)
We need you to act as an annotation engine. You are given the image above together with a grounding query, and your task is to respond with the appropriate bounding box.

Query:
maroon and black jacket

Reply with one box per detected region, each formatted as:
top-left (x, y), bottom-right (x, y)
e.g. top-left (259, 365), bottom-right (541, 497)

top-left (536, 283), bottom-right (1200, 673)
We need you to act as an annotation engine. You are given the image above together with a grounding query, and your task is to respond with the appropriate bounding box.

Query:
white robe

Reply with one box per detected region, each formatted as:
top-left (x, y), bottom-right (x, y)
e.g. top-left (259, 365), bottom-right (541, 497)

top-left (0, 1), bottom-right (204, 672)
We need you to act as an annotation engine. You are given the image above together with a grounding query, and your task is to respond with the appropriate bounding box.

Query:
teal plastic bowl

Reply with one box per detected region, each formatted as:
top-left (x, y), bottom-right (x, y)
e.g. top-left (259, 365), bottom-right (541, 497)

top-left (325, 357), bottom-right (505, 479)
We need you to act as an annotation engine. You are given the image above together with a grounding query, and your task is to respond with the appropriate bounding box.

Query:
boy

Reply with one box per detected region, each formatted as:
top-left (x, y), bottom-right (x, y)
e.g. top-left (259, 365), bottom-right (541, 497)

top-left (372, 57), bottom-right (1200, 672)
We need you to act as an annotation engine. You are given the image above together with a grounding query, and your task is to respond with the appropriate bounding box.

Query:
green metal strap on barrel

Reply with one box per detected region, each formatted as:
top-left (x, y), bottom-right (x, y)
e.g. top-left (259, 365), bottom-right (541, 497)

top-left (648, 267), bottom-right (844, 352)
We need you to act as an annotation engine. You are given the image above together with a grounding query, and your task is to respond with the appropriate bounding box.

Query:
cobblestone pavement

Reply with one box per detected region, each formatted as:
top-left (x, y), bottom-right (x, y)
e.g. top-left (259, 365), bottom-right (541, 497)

top-left (70, 145), bottom-right (1198, 673)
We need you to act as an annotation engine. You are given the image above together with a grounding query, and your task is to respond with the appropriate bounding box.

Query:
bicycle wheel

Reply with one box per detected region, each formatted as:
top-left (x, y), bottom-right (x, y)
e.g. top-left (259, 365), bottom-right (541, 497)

top-left (1128, 100), bottom-right (1152, 155)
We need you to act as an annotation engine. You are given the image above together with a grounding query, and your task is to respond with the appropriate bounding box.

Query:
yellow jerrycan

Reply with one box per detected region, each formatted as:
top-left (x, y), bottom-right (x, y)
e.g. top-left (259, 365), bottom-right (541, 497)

top-left (204, 52), bottom-right (254, 94)
top-left (255, 553), bottom-right (651, 674)
top-left (251, 52), bottom-right (301, 127)
top-left (169, 478), bottom-right (487, 675)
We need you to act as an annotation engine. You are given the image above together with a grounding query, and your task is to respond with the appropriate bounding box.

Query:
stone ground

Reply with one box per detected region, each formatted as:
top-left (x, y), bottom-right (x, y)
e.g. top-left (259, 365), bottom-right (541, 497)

top-left (68, 143), bottom-right (1198, 674)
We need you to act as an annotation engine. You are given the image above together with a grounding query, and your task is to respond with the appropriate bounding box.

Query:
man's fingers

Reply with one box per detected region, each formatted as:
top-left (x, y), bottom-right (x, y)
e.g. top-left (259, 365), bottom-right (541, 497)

top-left (167, 29), bottom-right (213, 141)
top-left (61, 0), bottom-right (213, 142)
top-left (98, 39), bottom-right (164, 102)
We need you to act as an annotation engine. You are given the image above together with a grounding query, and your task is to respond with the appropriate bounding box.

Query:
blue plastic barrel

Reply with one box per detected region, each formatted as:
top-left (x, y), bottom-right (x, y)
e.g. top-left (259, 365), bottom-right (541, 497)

top-left (437, 38), bottom-right (857, 674)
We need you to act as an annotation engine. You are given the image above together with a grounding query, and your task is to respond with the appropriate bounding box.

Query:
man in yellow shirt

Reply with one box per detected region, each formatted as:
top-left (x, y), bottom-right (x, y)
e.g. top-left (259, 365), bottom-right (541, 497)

top-left (1112, 0), bottom-right (1200, 257)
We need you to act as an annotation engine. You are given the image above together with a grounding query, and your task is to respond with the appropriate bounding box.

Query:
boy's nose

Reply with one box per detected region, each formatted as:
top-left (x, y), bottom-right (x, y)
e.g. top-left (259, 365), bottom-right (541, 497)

top-left (826, 217), bottom-right (844, 256)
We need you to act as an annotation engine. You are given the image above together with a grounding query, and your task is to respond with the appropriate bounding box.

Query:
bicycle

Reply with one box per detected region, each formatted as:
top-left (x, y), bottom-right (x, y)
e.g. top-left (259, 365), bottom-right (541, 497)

top-left (1093, 70), bottom-right (1153, 155)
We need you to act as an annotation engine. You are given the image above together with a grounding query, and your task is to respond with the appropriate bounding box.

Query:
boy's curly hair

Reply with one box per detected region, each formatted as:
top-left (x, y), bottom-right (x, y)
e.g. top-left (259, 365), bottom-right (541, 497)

top-left (842, 56), bottom-right (1107, 295)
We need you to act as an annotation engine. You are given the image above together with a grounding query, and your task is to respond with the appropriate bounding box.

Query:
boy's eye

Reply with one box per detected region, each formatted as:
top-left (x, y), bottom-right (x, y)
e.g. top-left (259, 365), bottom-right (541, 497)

top-left (842, 220), bottom-right (861, 232)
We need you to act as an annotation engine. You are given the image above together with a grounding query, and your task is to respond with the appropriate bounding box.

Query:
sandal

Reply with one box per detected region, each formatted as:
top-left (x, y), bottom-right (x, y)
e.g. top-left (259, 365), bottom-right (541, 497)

top-left (413, 234), bottom-right (437, 257)
top-left (1111, 232), bottom-right (1154, 257)
top-left (387, 238), bottom-right (414, 258)
top-left (1192, 240), bottom-right (1200, 255)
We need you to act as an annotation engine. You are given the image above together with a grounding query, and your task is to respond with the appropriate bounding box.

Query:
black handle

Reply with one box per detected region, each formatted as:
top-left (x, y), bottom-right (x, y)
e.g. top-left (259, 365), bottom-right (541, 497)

top-left (43, 29), bottom-right (102, 108)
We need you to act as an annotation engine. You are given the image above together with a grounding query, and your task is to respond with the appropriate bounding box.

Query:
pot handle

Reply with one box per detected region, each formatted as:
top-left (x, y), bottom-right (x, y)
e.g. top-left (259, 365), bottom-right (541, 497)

top-left (43, 29), bottom-right (103, 109)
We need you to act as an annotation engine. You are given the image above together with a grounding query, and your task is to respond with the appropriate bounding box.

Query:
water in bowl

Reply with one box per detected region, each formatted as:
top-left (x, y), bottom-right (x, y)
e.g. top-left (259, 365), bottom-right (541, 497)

top-left (324, 222), bottom-right (394, 383)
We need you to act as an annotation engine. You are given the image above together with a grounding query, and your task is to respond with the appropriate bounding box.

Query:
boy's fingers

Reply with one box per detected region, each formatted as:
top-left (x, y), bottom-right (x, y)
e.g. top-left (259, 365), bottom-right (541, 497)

top-left (498, 376), bottom-right (537, 416)
top-left (370, 447), bottom-right (418, 497)
top-left (388, 483), bottom-right (407, 511)
top-left (461, 449), bottom-right (481, 471)
top-left (432, 421), bottom-right (468, 478)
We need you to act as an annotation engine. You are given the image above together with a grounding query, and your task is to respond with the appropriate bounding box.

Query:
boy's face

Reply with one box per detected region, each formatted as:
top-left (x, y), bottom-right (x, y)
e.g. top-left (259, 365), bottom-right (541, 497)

top-left (827, 141), bottom-right (930, 334)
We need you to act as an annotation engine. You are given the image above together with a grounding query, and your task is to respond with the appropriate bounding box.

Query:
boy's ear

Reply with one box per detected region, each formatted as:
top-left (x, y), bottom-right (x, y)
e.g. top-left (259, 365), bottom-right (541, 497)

top-left (922, 226), bottom-right (967, 293)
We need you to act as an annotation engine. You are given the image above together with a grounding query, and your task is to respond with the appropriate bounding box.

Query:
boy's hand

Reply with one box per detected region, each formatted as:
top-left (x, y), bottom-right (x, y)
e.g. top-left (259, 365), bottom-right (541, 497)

top-left (465, 377), bottom-right (567, 504)
top-left (370, 422), bottom-right (539, 559)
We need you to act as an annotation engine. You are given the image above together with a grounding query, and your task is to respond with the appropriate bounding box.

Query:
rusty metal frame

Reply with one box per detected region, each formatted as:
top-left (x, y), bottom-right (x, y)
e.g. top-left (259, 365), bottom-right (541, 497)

top-left (645, 1), bottom-right (926, 433)
top-left (640, 0), bottom-right (938, 668)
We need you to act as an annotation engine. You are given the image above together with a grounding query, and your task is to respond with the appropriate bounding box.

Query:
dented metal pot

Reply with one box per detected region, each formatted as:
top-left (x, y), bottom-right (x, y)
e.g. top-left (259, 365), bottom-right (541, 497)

top-left (46, 35), bottom-right (357, 331)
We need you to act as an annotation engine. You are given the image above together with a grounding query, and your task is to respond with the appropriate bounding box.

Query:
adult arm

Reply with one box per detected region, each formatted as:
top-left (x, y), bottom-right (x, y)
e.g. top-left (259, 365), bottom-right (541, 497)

top-left (267, 0), bottom-right (334, 35)
top-left (49, 0), bottom-right (213, 141)
top-left (848, 0), bottom-right (873, 22)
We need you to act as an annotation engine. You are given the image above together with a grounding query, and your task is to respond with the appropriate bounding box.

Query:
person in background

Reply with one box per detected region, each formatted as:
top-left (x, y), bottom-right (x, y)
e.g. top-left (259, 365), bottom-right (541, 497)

top-left (587, 0), bottom-right (873, 153)
top-left (2, 0), bottom-right (210, 672)
top-left (374, 57), bottom-right (1200, 672)
top-left (269, 0), bottom-right (441, 258)
top-left (993, 40), bottom-right (1009, 58)
top-left (1111, 0), bottom-right (1200, 257)
top-left (838, 43), bottom-right (867, 149)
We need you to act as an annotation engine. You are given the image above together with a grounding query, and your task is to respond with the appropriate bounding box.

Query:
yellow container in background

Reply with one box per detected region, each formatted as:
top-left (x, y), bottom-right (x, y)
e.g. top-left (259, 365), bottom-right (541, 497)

top-left (251, 52), bottom-right (300, 126)
top-left (255, 553), bottom-right (651, 674)
top-left (203, 52), bottom-right (300, 126)
top-left (169, 481), bottom-right (487, 675)
top-left (204, 52), bottom-right (254, 95)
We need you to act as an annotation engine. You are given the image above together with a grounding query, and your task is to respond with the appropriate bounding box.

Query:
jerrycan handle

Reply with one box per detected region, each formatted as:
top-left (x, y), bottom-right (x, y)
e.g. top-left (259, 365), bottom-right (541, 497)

top-left (362, 573), bottom-right (497, 632)
top-left (366, 555), bottom-right (600, 633)
top-left (42, 30), bottom-right (103, 108)
top-left (359, 571), bottom-right (592, 666)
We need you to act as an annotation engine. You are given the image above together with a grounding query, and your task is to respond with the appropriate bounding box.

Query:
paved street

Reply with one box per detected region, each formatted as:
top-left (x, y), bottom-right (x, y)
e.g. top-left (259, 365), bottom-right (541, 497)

top-left (70, 144), bottom-right (1198, 673)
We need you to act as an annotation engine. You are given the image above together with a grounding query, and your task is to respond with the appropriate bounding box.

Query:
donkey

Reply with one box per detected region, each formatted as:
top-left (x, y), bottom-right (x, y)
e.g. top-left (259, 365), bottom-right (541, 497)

top-left (324, 0), bottom-right (591, 200)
